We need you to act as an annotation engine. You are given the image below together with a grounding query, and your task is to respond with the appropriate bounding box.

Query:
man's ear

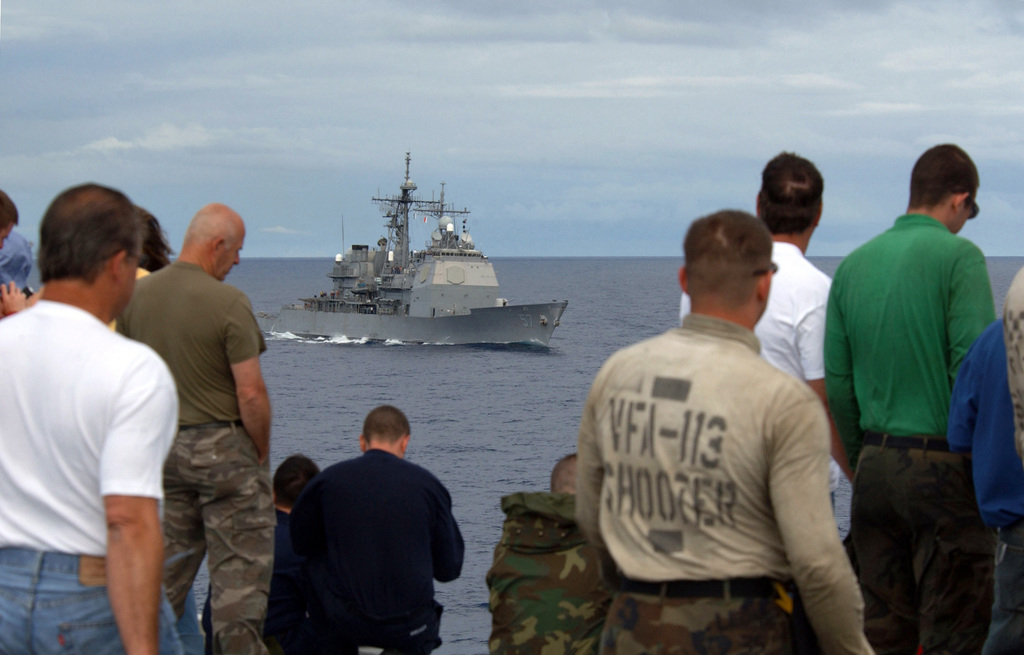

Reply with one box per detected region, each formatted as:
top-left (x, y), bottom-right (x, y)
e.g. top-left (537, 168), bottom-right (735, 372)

top-left (107, 250), bottom-right (131, 282)
top-left (359, 434), bottom-right (368, 453)
top-left (756, 268), bottom-right (772, 304)
top-left (679, 266), bottom-right (688, 294)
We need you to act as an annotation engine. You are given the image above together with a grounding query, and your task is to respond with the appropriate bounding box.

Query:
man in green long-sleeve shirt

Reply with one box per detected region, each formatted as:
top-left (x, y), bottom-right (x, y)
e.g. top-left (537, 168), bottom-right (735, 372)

top-left (825, 144), bottom-right (995, 655)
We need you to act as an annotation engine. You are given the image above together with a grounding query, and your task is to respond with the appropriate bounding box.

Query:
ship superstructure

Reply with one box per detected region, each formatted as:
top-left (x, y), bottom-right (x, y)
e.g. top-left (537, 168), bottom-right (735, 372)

top-left (257, 154), bottom-right (567, 345)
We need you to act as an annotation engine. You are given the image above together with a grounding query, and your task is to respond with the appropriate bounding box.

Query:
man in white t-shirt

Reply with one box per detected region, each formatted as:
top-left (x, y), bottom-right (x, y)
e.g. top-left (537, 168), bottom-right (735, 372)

top-left (0, 184), bottom-right (181, 655)
top-left (681, 152), bottom-right (852, 489)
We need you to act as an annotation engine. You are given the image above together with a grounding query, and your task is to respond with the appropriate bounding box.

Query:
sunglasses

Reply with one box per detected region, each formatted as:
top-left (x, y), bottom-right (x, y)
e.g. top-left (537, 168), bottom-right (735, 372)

top-left (752, 262), bottom-right (779, 277)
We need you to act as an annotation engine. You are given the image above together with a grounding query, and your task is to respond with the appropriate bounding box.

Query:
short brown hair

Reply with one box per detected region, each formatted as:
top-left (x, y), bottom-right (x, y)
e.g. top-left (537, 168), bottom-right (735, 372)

top-left (0, 189), bottom-right (18, 229)
top-left (363, 405), bottom-right (410, 444)
top-left (908, 144), bottom-right (979, 209)
top-left (273, 454), bottom-right (320, 509)
top-left (39, 183), bottom-right (140, 284)
top-left (758, 152), bottom-right (823, 235)
top-left (684, 210), bottom-right (773, 308)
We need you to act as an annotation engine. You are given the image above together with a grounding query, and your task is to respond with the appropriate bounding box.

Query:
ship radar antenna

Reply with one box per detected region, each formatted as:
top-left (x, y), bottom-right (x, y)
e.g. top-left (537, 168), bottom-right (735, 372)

top-left (401, 152), bottom-right (417, 192)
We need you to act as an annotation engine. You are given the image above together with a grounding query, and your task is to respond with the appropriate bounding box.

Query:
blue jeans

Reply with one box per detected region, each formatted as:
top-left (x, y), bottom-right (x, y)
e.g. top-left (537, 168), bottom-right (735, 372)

top-left (177, 587), bottom-right (205, 655)
top-left (984, 517), bottom-right (1024, 655)
top-left (0, 547), bottom-right (182, 655)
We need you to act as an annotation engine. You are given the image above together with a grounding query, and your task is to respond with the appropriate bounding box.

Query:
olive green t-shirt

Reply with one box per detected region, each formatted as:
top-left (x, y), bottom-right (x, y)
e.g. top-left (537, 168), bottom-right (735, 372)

top-left (118, 261), bottom-right (266, 425)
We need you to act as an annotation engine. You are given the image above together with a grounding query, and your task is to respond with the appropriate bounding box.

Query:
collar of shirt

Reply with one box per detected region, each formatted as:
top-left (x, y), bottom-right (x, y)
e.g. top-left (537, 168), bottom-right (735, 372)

top-left (893, 213), bottom-right (947, 231)
top-left (680, 313), bottom-right (760, 355)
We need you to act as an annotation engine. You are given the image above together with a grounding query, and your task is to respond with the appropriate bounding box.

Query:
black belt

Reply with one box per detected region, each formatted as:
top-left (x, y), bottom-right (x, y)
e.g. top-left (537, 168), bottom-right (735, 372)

top-left (178, 420), bottom-right (240, 432)
top-left (621, 576), bottom-right (775, 599)
top-left (863, 431), bottom-right (949, 452)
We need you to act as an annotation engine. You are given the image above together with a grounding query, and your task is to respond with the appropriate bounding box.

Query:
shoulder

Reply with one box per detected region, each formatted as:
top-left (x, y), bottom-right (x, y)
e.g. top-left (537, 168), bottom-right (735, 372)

top-left (401, 457), bottom-right (449, 488)
top-left (786, 252), bottom-right (832, 290)
top-left (107, 333), bottom-right (176, 387)
top-left (965, 320), bottom-right (1004, 362)
top-left (949, 234), bottom-right (987, 263)
top-left (587, 332), bottom-right (677, 392)
top-left (605, 331), bottom-right (680, 365)
top-left (769, 253), bottom-right (831, 307)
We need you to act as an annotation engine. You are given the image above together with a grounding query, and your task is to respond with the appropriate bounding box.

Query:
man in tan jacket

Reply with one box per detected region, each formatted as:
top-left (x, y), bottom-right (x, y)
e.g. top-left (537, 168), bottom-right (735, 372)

top-left (576, 210), bottom-right (872, 654)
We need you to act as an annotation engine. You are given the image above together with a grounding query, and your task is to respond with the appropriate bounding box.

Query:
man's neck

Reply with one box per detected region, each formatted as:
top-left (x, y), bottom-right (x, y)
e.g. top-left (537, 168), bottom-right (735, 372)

top-left (689, 306), bottom-right (759, 331)
top-left (905, 207), bottom-right (954, 231)
top-left (176, 247), bottom-right (215, 277)
top-left (365, 443), bottom-right (407, 459)
top-left (41, 280), bottom-right (114, 323)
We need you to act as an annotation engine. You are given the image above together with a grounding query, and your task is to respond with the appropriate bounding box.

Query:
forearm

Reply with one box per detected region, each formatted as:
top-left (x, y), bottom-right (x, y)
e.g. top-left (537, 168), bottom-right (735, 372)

top-left (825, 376), bottom-right (862, 466)
top-left (575, 404), bottom-right (605, 549)
top-left (807, 379), bottom-right (853, 479)
top-left (105, 497), bottom-right (164, 655)
top-left (231, 357), bottom-right (271, 463)
top-left (773, 465), bottom-right (869, 651)
top-left (238, 390), bottom-right (271, 462)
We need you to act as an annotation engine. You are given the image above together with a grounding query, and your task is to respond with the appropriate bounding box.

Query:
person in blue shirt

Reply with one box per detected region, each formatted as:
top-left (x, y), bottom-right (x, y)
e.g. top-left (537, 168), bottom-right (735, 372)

top-left (290, 405), bottom-right (464, 655)
top-left (0, 190), bottom-right (31, 317)
top-left (0, 231), bottom-right (32, 293)
top-left (948, 319), bottom-right (1024, 655)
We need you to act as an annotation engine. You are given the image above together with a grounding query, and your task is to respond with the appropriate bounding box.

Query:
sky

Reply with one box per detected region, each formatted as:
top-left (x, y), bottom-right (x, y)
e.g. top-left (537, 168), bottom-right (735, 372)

top-left (2, 0), bottom-right (1024, 258)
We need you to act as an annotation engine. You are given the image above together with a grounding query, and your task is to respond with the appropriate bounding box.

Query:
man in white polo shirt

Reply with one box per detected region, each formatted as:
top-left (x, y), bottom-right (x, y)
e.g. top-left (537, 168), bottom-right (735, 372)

top-left (0, 184), bottom-right (181, 655)
top-left (681, 152), bottom-right (853, 492)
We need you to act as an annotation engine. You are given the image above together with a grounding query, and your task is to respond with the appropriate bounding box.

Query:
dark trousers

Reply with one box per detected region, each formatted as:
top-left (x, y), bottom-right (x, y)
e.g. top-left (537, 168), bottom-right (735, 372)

top-left (851, 444), bottom-right (995, 654)
top-left (307, 586), bottom-right (442, 655)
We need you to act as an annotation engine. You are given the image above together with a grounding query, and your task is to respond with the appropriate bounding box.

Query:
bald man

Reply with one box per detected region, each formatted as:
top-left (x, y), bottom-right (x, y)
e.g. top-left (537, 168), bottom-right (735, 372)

top-left (119, 203), bottom-right (274, 655)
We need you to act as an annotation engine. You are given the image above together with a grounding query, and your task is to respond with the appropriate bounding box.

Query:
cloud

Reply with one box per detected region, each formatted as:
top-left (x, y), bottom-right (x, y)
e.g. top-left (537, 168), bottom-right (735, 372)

top-left (781, 74), bottom-right (859, 91)
top-left (950, 71), bottom-right (1024, 90)
top-left (125, 72), bottom-right (291, 93)
top-left (81, 123), bottom-right (217, 153)
top-left (498, 74), bottom-right (764, 99)
top-left (830, 102), bottom-right (930, 117)
top-left (261, 226), bottom-right (310, 236)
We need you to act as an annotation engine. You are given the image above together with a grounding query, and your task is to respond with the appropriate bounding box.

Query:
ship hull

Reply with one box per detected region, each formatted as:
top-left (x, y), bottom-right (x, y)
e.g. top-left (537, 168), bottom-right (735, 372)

top-left (257, 301), bottom-right (568, 346)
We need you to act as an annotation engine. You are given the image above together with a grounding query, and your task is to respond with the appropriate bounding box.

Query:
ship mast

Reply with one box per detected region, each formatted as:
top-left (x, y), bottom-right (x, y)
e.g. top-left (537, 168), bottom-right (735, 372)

top-left (371, 152), bottom-right (416, 272)
top-left (372, 153), bottom-right (470, 269)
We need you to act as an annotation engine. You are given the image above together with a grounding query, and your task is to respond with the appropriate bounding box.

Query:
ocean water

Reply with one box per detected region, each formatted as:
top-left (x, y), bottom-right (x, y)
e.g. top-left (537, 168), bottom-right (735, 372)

top-left (217, 255), bottom-right (1023, 654)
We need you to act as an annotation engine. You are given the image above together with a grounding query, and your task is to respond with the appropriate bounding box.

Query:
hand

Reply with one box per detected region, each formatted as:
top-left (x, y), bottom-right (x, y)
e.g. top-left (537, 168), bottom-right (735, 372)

top-left (0, 281), bottom-right (27, 317)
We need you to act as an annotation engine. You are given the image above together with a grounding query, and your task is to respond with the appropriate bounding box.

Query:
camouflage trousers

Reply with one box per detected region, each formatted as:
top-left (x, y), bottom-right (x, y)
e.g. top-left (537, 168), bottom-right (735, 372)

top-left (163, 423), bottom-right (275, 655)
top-left (598, 591), bottom-right (791, 655)
top-left (850, 444), bottom-right (996, 655)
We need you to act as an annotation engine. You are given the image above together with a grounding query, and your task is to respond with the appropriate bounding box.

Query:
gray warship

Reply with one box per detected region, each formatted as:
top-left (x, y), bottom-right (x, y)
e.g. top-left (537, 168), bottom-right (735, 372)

top-left (257, 154), bottom-right (568, 346)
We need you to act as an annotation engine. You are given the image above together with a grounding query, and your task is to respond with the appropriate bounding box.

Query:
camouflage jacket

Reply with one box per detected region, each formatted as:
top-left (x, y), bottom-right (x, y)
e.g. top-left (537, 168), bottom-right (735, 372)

top-left (487, 492), bottom-right (612, 655)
